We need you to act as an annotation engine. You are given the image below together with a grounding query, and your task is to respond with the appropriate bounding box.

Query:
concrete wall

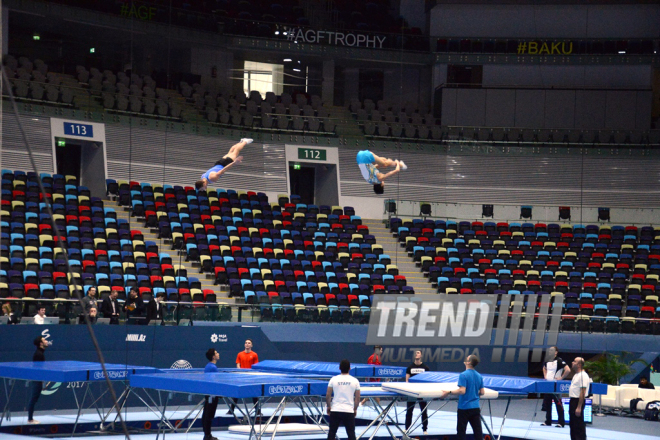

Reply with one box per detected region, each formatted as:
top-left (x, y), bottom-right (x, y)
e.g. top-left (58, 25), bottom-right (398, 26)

top-left (430, 4), bottom-right (660, 38)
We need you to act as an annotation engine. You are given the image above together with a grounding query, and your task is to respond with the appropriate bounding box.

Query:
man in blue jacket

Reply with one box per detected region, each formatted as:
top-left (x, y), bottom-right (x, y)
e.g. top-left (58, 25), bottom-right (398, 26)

top-left (442, 354), bottom-right (485, 440)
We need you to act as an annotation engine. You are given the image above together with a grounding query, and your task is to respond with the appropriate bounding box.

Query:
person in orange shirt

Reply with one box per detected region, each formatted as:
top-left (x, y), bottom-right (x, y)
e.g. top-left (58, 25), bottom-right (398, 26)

top-left (228, 339), bottom-right (261, 415)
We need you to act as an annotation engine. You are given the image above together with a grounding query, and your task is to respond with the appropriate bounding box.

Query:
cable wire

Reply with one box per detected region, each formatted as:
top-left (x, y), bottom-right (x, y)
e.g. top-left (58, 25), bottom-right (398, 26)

top-left (1, 66), bottom-right (132, 440)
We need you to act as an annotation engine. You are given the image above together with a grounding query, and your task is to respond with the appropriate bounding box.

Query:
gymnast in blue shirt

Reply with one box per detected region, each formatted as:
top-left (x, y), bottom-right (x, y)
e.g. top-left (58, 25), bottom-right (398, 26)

top-left (202, 348), bottom-right (220, 440)
top-left (195, 138), bottom-right (253, 191)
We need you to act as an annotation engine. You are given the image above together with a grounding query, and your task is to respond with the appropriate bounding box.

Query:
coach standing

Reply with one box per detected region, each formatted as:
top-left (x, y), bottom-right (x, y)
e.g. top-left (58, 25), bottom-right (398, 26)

top-left (405, 349), bottom-right (430, 435)
top-left (542, 346), bottom-right (570, 427)
top-left (326, 359), bottom-right (360, 440)
top-left (201, 348), bottom-right (220, 440)
top-left (442, 354), bottom-right (485, 440)
top-left (27, 336), bottom-right (49, 424)
top-left (569, 357), bottom-right (590, 440)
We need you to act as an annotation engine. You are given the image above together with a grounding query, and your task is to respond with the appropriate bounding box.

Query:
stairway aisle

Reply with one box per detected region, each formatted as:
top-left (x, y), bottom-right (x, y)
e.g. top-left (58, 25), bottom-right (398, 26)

top-left (363, 219), bottom-right (437, 295)
top-left (109, 199), bottom-right (235, 305)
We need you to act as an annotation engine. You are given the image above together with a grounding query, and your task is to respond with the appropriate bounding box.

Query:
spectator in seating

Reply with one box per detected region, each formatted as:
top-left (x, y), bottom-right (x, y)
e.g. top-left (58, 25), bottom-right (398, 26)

top-left (124, 287), bottom-right (145, 320)
top-left (81, 286), bottom-right (99, 311)
top-left (79, 306), bottom-right (98, 324)
top-left (356, 150), bottom-right (406, 195)
top-left (195, 138), bottom-right (253, 190)
top-left (639, 377), bottom-right (655, 389)
top-left (146, 291), bottom-right (166, 324)
top-left (2, 303), bottom-right (18, 324)
top-left (101, 290), bottom-right (121, 324)
top-left (33, 305), bottom-right (47, 324)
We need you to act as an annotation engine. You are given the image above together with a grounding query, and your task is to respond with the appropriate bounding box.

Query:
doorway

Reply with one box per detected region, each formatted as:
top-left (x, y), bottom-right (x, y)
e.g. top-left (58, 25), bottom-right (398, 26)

top-left (55, 138), bottom-right (107, 198)
top-left (55, 140), bottom-right (81, 179)
top-left (289, 165), bottom-right (316, 205)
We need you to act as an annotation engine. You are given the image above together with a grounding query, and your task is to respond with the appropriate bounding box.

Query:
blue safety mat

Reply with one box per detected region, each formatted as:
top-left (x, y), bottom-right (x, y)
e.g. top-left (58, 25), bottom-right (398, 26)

top-left (0, 361), bottom-right (157, 382)
top-left (252, 360), bottom-right (406, 378)
top-left (130, 372), bottom-right (330, 398)
top-left (409, 371), bottom-right (555, 394)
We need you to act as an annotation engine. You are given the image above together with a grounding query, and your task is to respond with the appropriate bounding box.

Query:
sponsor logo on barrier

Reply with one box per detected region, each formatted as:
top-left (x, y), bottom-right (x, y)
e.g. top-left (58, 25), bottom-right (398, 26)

top-left (171, 360), bottom-right (193, 369)
top-left (558, 383), bottom-right (571, 393)
top-left (91, 370), bottom-right (129, 380)
top-left (376, 368), bottom-right (404, 376)
top-left (41, 382), bottom-right (62, 396)
top-left (285, 28), bottom-right (386, 49)
top-left (126, 334), bottom-right (147, 342)
top-left (367, 294), bottom-right (562, 362)
top-left (210, 333), bottom-right (227, 343)
top-left (268, 385), bottom-right (304, 395)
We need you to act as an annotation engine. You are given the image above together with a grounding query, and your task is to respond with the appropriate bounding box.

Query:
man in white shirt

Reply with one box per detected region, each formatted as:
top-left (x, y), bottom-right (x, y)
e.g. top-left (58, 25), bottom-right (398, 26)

top-left (326, 359), bottom-right (360, 440)
top-left (569, 357), bottom-right (590, 440)
top-left (541, 346), bottom-right (570, 427)
top-left (33, 306), bottom-right (46, 324)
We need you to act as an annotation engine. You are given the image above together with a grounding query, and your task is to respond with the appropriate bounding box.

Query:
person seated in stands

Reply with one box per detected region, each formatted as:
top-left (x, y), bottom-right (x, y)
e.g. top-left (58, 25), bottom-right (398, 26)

top-left (195, 138), bottom-right (253, 191)
top-left (33, 305), bottom-right (47, 324)
top-left (146, 291), bottom-right (166, 324)
top-left (2, 303), bottom-right (18, 324)
top-left (356, 150), bottom-right (407, 195)
top-left (79, 306), bottom-right (99, 324)
top-left (124, 287), bottom-right (145, 320)
top-left (639, 377), bottom-right (655, 389)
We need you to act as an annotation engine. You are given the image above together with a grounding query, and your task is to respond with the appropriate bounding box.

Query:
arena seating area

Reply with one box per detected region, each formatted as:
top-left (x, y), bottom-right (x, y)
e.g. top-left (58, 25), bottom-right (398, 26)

top-left (391, 218), bottom-right (660, 334)
top-left (350, 98), bottom-right (437, 139)
top-left (2, 55), bottom-right (337, 134)
top-left (3, 166), bottom-right (660, 331)
top-left (111, 180), bottom-right (410, 323)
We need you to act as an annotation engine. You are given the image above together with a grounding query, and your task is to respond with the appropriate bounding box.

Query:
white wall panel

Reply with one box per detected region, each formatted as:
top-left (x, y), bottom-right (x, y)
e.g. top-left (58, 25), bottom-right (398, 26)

top-left (456, 89), bottom-right (486, 127)
top-left (574, 90), bottom-right (606, 130)
top-left (514, 90), bottom-right (544, 128)
top-left (440, 88), bottom-right (457, 126)
top-left (605, 91), bottom-right (637, 131)
top-left (544, 90), bottom-right (576, 129)
top-left (485, 89), bottom-right (515, 127)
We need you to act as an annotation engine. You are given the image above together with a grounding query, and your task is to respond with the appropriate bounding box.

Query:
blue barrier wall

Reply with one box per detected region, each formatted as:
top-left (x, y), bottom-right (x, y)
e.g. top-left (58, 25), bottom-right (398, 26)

top-left (1, 323), bottom-right (658, 413)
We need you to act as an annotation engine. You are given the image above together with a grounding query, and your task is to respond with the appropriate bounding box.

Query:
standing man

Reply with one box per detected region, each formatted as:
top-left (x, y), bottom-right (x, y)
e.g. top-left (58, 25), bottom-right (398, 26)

top-left (442, 354), bottom-right (484, 440)
top-left (124, 287), bottom-right (145, 321)
top-left (33, 305), bottom-right (46, 324)
top-left (356, 150), bottom-right (407, 195)
top-left (146, 291), bottom-right (166, 324)
top-left (27, 335), bottom-right (49, 424)
top-left (229, 339), bottom-right (260, 414)
top-left (101, 290), bottom-right (121, 324)
top-left (569, 357), bottom-right (590, 440)
top-left (202, 348), bottom-right (220, 440)
top-left (195, 138), bottom-right (253, 191)
top-left (82, 286), bottom-right (99, 311)
top-left (542, 346), bottom-right (570, 427)
top-left (326, 359), bottom-right (360, 440)
top-left (405, 350), bottom-right (430, 435)
top-left (360, 345), bottom-right (383, 406)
